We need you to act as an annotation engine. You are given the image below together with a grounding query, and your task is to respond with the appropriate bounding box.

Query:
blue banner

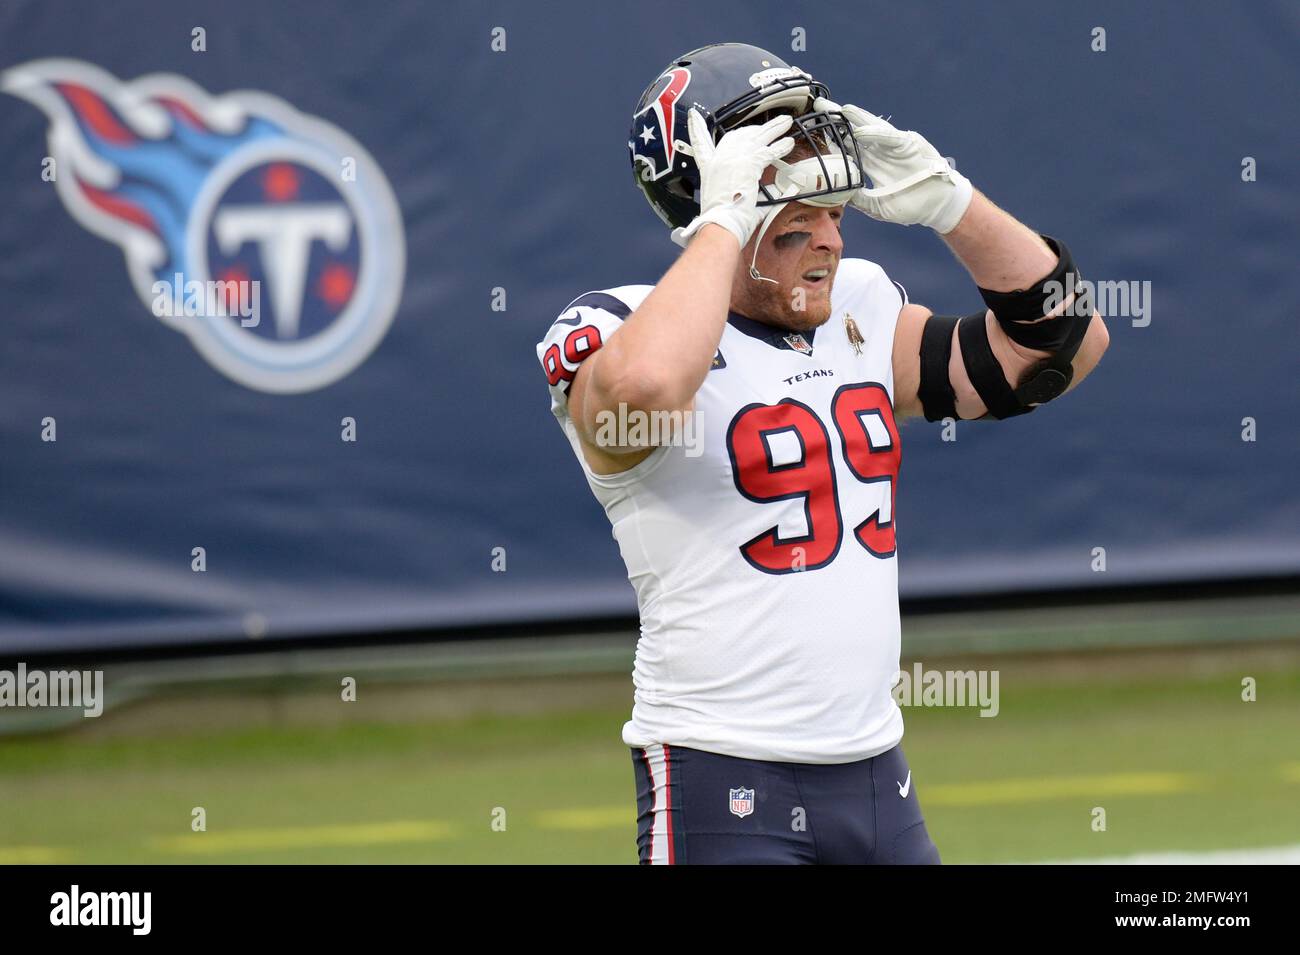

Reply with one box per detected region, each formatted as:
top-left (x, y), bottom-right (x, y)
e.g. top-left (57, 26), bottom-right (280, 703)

top-left (1, 0), bottom-right (1297, 652)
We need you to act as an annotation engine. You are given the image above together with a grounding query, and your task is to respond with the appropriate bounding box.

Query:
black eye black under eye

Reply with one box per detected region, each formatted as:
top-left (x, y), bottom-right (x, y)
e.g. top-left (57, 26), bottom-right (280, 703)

top-left (773, 231), bottom-right (811, 250)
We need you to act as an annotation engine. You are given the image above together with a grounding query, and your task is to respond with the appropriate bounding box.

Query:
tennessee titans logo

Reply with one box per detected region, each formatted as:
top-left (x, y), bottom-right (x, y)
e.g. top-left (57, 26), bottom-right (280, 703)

top-left (630, 67), bottom-right (691, 183)
top-left (1, 59), bottom-right (405, 393)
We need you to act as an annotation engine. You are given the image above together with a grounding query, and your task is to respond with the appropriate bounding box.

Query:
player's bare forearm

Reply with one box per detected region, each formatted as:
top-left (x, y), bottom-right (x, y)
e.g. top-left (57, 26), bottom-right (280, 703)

top-left (894, 191), bottom-right (1109, 421)
top-left (943, 193), bottom-right (1108, 413)
top-left (577, 224), bottom-right (737, 435)
top-left (939, 190), bottom-right (1058, 293)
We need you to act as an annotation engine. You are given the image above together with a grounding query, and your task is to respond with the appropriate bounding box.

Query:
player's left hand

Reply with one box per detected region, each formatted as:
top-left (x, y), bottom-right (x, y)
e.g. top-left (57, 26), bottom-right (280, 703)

top-left (815, 97), bottom-right (973, 234)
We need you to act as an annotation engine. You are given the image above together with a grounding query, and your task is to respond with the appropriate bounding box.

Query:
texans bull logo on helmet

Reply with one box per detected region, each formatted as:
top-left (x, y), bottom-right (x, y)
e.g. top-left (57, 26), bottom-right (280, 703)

top-left (627, 44), bottom-right (868, 233)
top-left (629, 67), bottom-right (692, 184)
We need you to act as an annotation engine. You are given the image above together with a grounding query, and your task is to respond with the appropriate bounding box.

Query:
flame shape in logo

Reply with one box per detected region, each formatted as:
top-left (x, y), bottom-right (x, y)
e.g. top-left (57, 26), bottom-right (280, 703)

top-left (2, 59), bottom-right (405, 393)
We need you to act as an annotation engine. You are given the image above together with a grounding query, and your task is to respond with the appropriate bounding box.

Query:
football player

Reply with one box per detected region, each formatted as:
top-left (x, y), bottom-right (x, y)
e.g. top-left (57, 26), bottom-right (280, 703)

top-left (536, 42), bottom-right (1109, 864)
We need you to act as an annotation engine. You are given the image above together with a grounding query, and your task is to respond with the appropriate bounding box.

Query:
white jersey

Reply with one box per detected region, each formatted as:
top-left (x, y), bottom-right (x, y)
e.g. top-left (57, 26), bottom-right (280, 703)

top-left (536, 258), bottom-right (908, 763)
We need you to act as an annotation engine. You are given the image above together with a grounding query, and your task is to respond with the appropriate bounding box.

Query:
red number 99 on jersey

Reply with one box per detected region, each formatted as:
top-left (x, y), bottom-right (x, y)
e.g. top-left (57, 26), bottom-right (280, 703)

top-left (726, 382), bottom-right (900, 575)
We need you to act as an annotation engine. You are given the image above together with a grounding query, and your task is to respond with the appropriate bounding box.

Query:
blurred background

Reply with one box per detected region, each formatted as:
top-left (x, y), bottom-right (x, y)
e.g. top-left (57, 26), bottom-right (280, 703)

top-left (0, 0), bottom-right (1296, 863)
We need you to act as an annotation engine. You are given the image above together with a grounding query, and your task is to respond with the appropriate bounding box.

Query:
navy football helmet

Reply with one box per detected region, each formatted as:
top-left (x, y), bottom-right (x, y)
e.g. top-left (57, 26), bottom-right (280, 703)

top-left (629, 43), bottom-right (866, 231)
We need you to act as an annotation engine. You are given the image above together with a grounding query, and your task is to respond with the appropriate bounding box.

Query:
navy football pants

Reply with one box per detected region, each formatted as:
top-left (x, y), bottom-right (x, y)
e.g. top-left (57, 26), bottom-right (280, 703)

top-left (632, 742), bottom-right (940, 864)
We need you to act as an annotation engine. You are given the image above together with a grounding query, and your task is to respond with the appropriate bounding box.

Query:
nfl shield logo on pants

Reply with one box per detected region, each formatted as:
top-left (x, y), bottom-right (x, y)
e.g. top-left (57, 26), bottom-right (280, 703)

top-left (729, 787), bottom-right (755, 818)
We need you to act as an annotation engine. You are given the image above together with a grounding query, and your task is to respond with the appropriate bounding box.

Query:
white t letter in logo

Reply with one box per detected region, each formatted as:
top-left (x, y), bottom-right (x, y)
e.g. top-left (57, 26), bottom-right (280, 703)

top-left (214, 203), bottom-right (351, 339)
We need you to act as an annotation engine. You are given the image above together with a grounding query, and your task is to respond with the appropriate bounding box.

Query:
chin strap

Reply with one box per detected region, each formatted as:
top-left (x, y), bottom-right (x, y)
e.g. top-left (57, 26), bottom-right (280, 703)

top-left (747, 188), bottom-right (798, 284)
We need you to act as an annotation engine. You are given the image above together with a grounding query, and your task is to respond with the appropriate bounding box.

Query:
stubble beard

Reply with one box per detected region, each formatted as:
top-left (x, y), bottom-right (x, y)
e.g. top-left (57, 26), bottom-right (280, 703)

top-left (737, 280), bottom-right (834, 335)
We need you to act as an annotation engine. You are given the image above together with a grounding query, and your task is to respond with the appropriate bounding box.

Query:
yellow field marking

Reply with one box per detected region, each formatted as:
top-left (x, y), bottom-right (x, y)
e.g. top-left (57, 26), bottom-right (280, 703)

top-left (0, 845), bottom-right (72, 864)
top-left (1040, 843), bottom-right (1300, 865)
top-left (924, 771), bottom-right (1196, 807)
top-left (535, 806), bottom-right (629, 830)
top-left (2, 763), bottom-right (1288, 861)
top-left (151, 819), bottom-right (455, 855)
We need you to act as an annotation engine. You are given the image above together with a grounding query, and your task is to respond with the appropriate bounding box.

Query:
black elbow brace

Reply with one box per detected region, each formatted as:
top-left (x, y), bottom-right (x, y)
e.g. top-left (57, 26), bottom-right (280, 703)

top-left (917, 314), bottom-right (959, 422)
top-left (978, 235), bottom-right (1091, 351)
top-left (918, 235), bottom-right (1093, 422)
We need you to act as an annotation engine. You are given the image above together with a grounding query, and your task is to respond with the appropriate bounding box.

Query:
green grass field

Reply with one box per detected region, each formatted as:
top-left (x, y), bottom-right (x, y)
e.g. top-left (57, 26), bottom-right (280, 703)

top-left (1, 645), bottom-right (1298, 864)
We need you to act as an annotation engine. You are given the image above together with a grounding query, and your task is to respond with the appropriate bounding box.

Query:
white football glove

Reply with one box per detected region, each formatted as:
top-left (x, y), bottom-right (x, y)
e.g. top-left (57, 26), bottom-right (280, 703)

top-left (815, 97), bottom-right (973, 235)
top-left (671, 110), bottom-right (795, 249)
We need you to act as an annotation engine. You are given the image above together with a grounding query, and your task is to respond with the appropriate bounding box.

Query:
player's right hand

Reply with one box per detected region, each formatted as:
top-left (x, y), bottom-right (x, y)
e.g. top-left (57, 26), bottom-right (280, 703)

top-left (671, 110), bottom-right (795, 250)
